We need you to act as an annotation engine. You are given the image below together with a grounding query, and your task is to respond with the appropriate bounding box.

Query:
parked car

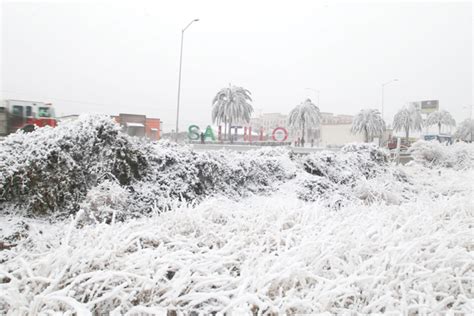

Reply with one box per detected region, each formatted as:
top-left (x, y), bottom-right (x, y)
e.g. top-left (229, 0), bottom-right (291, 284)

top-left (423, 134), bottom-right (453, 145)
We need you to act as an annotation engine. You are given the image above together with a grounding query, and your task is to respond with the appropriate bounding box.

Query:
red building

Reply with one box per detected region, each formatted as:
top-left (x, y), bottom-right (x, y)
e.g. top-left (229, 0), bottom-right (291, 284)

top-left (113, 113), bottom-right (161, 141)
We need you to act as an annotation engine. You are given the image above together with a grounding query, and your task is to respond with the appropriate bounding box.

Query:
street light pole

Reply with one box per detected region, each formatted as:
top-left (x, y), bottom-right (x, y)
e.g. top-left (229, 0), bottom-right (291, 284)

top-left (381, 79), bottom-right (398, 120)
top-left (175, 18), bottom-right (199, 142)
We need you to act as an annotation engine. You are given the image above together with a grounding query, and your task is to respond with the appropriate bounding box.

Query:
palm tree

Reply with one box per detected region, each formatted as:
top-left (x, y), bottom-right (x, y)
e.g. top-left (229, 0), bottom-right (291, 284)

top-left (393, 104), bottom-right (423, 142)
top-left (287, 99), bottom-right (321, 143)
top-left (212, 84), bottom-right (253, 141)
top-left (351, 109), bottom-right (386, 143)
top-left (426, 110), bottom-right (456, 134)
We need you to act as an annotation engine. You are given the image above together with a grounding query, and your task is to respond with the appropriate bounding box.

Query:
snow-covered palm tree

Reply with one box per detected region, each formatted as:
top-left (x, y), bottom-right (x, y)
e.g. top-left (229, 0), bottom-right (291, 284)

top-left (287, 98), bottom-right (321, 142)
top-left (351, 109), bottom-right (386, 143)
top-left (454, 119), bottom-right (474, 142)
top-left (393, 104), bottom-right (423, 142)
top-left (212, 84), bottom-right (253, 140)
top-left (426, 110), bottom-right (456, 134)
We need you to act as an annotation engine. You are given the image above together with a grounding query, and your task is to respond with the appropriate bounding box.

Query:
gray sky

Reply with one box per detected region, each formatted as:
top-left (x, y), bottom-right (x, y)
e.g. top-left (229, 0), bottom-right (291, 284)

top-left (1, 0), bottom-right (472, 132)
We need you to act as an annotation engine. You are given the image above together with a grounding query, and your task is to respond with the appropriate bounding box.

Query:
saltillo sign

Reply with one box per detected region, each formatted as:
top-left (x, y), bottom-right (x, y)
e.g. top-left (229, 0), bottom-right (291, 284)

top-left (188, 125), bottom-right (289, 142)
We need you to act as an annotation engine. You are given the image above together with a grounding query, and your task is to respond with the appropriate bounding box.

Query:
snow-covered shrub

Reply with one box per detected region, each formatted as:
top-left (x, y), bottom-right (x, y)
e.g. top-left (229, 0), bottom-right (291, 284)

top-left (446, 142), bottom-right (474, 170)
top-left (296, 174), bottom-right (351, 209)
top-left (409, 140), bottom-right (447, 167)
top-left (409, 140), bottom-right (474, 169)
top-left (341, 142), bottom-right (389, 167)
top-left (302, 151), bottom-right (356, 184)
top-left (0, 117), bottom-right (297, 217)
top-left (0, 115), bottom-right (147, 215)
top-left (128, 143), bottom-right (296, 215)
top-left (302, 143), bottom-right (389, 183)
top-left (297, 144), bottom-right (403, 205)
top-left (80, 180), bottom-right (129, 223)
top-left (354, 179), bottom-right (402, 205)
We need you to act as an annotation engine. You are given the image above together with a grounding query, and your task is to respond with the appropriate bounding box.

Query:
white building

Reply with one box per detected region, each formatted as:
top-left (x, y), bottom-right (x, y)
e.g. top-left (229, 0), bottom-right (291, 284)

top-left (250, 112), bottom-right (361, 146)
top-left (320, 124), bottom-right (365, 147)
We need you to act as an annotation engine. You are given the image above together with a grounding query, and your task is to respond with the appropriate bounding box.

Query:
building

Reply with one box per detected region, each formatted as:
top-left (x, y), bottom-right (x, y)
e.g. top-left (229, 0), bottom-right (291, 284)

top-left (113, 113), bottom-right (161, 140)
top-left (250, 113), bottom-right (287, 135)
top-left (319, 124), bottom-right (364, 147)
top-left (250, 111), bottom-right (357, 146)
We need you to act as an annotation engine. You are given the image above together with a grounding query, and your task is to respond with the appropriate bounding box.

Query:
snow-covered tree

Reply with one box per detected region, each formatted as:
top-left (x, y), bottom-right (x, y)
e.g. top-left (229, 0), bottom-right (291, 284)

top-left (212, 84), bottom-right (253, 140)
top-left (351, 109), bottom-right (386, 142)
top-left (393, 104), bottom-right (423, 142)
top-left (426, 110), bottom-right (456, 134)
top-left (287, 98), bottom-right (321, 142)
top-left (454, 119), bottom-right (474, 142)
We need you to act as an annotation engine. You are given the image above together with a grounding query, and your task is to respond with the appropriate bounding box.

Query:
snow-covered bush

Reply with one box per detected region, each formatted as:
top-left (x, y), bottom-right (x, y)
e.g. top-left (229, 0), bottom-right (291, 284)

top-left (128, 143), bottom-right (296, 215)
top-left (80, 180), bottom-right (129, 223)
top-left (341, 142), bottom-right (389, 166)
top-left (297, 144), bottom-right (397, 206)
top-left (302, 144), bottom-right (389, 184)
top-left (0, 115), bottom-right (147, 215)
top-left (453, 118), bottom-right (473, 142)
top-left (409, 140), bottom-right (447, 167)
top-left (0, 118), bottom-right (296, 217)
top-left (296, 174), bottom-right (351, 209)
top-left (409, 140), bottom-right (474, 169)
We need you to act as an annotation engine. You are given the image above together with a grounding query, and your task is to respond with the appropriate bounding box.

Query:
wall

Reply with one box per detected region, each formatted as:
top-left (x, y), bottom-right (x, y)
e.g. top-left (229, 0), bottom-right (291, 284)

top-left (320, 124), bottom-right (365, 147)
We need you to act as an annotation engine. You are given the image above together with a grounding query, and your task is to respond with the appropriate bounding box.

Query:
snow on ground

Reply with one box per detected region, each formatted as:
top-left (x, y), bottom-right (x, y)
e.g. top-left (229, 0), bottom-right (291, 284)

top-left (0, 162), bottom-right (473, 314)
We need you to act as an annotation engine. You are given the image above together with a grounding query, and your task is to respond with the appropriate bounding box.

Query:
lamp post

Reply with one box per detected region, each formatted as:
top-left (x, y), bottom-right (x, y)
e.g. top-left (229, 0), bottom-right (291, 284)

top-left (175, 18), bottom-right (199, 142)
top-left (305, 88), bottom-right (320, 107)
top-left (381, 79), bottom-right (398, 121)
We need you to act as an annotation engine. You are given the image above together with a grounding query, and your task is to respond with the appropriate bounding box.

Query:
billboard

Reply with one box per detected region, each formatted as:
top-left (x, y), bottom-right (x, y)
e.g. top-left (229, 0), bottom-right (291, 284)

top-left (409, 100), bottom-right (439, 114)
top-left (420, 100), bottom-right (439, 114)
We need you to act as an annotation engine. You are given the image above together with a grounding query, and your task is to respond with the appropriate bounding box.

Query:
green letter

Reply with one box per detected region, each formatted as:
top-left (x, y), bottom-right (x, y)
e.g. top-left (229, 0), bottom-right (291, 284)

top-left (203, 125), bottom-right (216, 141)
top-left (188, 125), bottom-right (200, 140)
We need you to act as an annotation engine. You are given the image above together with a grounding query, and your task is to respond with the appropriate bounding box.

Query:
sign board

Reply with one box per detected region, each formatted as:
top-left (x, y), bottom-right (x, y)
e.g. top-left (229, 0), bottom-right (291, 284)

top-left (272, 127), bottom-right (288, 142)
top-left (420, 100), bottom-right (439, 114)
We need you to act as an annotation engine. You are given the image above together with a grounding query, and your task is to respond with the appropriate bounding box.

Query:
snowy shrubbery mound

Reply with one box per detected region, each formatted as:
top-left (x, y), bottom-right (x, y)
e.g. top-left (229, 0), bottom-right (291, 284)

top-left (0, 115), bottom-right (295, 217)
top-left (127, 143), bottom-right (296, 216)
top-left (0, 115), bottom-right (147, 216)
top-left (296, 144), bottom-right (407, 206)
top-left (409, 140), bottom-right (474, 170)
top-left (3, 115), bottom-right (470, 219)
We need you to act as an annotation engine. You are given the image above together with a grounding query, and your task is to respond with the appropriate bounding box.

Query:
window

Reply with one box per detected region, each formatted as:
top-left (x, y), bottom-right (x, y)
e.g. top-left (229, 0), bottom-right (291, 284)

top-left (38, 107), bottom-right (51, 118)
top-left (0, 107), bottom-right (5, 113)
top-left (26, 106), bottom-right (33, 117)
top-left (12, 105), bottom-right (23, 116)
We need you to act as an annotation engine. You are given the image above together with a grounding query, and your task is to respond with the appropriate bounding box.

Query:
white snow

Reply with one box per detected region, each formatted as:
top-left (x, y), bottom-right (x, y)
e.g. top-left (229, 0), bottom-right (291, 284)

top-left (0, 163), bottom-right (473, 314)
top-left (0, 115), bottom-right (473, 314)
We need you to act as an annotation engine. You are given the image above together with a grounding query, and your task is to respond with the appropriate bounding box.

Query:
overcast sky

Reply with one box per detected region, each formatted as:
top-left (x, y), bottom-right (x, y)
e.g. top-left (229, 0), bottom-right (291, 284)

top-left (1, 0), bottom-right (472, 132)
